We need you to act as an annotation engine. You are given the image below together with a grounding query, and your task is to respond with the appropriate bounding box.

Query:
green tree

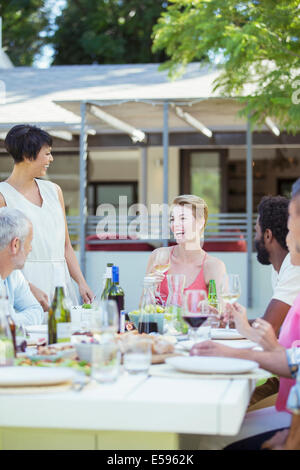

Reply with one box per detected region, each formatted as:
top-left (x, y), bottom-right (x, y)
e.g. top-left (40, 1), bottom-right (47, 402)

top-left (51, 0), bottom-right (168, 65)
top-left (152, 0), bottom-right (300, 132)
top-left (1, 0), bottom-right (50, 66)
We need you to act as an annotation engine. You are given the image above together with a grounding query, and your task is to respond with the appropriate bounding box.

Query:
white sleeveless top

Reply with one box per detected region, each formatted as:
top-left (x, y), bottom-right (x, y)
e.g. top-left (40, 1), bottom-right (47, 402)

top-left (0, 179), bottom-right (78, 306)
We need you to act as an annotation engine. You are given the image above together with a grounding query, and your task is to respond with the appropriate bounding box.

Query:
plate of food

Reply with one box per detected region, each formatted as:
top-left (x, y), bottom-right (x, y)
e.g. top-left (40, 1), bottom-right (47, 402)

top-left (117, 331), bottom-right (178, 364)
top-left (23, 343), bottom-right (76, 361)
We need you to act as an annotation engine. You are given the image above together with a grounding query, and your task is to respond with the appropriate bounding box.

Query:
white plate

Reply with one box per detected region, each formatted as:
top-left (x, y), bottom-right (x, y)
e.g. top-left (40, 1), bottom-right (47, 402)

top-left (0, 367), bottom-right (76, 387)
top-left (176, 338), bottom-right (258, 352)
top-left (211, 329), bottom-right (245, 340)
top-left (165, 356), bottom-right (259, 374)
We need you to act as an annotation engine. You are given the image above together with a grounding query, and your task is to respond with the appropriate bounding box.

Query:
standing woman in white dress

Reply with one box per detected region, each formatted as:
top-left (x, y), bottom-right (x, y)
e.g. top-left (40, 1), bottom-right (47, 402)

top-left (0, 124), bottom-right (94, 312)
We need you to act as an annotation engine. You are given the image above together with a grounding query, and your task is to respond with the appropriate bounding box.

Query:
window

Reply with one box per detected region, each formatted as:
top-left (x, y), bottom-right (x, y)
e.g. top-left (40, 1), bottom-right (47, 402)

top-left (180, 149), bottom-right (228, 213)
top-left (277, 178), bottom-right (297, 199)
top-left (88, 182), bottom-right (138, 214)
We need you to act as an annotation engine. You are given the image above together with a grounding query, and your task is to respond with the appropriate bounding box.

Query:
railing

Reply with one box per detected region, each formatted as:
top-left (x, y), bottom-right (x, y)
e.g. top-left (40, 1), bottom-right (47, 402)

top-left (67, 214), bottom-right (256, 249)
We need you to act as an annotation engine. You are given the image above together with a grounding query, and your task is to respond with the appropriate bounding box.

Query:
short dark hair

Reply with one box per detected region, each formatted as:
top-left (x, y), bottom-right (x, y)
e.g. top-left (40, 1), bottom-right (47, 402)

top-left (4, 124), bottom-right (52, 163)
top-left (257, 195), bottom-right (289, 250)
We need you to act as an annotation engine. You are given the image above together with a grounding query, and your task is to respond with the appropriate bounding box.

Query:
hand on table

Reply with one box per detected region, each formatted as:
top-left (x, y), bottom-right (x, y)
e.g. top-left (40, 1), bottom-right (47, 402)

top-left (190, 340), bottom-right (238, 358)
top-left (29, 283), bottom-right (49, 312)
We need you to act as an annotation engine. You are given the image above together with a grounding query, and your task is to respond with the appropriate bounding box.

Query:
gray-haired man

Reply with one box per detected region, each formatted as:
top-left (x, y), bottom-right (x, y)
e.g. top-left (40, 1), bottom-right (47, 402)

top-left (0, 207), bottom-right (44, 325)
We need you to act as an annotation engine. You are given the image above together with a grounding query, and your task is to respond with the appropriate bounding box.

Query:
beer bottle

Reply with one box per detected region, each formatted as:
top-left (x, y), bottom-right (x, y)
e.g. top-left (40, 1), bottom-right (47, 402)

top-left (208, 279), bottom-right (218, 308)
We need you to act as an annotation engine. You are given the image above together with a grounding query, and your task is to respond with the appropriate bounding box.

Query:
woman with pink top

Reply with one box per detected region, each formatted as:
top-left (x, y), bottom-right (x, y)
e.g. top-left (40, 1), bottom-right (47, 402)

top-left (145, 194), bottom-right (227, 305)
top-left (274, 230), bottom-right (300, 411)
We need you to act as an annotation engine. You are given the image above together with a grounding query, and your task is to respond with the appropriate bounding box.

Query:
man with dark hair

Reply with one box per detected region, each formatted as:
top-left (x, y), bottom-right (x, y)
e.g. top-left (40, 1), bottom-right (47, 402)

top-left (254, 195), bottom-right (300, 335)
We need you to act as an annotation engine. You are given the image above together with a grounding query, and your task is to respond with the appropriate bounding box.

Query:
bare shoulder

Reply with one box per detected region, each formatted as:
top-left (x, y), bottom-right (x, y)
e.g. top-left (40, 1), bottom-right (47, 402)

top-left (52, 182), bottom-right (64, 203)
top-left (149, 246), bottom-right (172, 261)
top-left (152, 246), bottom-right (173, 256)
top-left (147, 246), bottom-right (172, 269)
top-left (0, 192), bottom-right (6, 207)
top-left (205, 254), bottom-right (226, 273)
top-left (52, 182), bottom-right (63, 195)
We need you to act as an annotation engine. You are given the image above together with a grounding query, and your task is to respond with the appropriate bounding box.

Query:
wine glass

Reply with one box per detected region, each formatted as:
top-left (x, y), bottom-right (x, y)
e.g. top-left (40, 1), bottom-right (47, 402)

top-left (220, 274), bottom-right (241, 329)
top-left (182, 290), bottom-right (210, 342)
top-left (151, 249), bottom-right (170, 305)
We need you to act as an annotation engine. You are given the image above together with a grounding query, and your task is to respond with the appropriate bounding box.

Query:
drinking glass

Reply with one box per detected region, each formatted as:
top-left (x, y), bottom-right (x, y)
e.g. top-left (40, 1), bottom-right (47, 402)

top-left (207, 299), bottom-right (221, 330)
top-left (151, 250), bottom-right (170, 305)
top-left (220, 274), bottom-right (241, 329)
top-left (80, 306), bottom-right (93, 332)
top-left (91, 300), bottom-right (119, 340)
top-left (123, 336), bottom-right (152, 375)
top-left (91, 339), bottom-right (121, 383)
top-left (182, 290), bottom-right (210, 342)
top-left (164, 274), bottom-right (186, 335)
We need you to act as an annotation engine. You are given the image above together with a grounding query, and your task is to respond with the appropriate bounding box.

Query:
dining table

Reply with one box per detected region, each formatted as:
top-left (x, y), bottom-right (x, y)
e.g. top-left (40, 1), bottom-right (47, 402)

top-left (0, 333), bottom-right (269, 450)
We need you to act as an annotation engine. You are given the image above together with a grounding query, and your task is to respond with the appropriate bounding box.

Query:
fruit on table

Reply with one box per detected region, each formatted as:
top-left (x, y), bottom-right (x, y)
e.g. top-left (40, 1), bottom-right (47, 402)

top-left (129, 305), bottom-right (165, 315)
top-left (82, 304), bottom-right (92, 309)
top-left (156, 306), bottom-right (165, 313)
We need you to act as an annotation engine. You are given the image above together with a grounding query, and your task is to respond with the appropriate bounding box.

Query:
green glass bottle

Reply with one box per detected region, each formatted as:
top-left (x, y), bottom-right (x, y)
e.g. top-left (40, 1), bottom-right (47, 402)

top-left (101, 263), bottom-right (114, 300)
top-left (208, 279), bottom-right (218, 308)
top-left (48, 286), bottom-right (71, 344)
top-left (108, 266), bottom-right (124, 333)
top-left (0, 278), bottom-right (14, 365)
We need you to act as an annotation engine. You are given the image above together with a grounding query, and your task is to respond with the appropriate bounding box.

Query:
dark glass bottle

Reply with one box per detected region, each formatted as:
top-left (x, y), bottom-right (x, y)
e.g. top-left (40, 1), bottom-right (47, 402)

top-left (108, 266), bottom-right (124, 332)
top-left (6, 313), bottom-right (16, 357)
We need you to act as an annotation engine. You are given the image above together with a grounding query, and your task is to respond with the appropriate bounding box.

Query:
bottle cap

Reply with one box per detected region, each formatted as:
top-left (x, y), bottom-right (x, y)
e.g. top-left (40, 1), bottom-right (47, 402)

top-left (112, 266), bottom-right (119, 283)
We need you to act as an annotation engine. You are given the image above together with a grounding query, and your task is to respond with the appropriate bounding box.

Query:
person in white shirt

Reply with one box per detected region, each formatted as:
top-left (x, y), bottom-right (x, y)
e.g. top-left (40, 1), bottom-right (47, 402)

top-left (0, 207), bottom-right (44, 326)
top-left (271, 252), bottom-right (300, 309)
top-left (254, 195), bottom-right (300, 335)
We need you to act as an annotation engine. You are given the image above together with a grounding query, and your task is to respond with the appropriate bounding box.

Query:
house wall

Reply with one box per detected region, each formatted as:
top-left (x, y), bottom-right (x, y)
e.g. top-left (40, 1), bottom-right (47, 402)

top-left (88, 147), bottom-right (180, 208)
top-left (146, 146), bottom-right (180, 206)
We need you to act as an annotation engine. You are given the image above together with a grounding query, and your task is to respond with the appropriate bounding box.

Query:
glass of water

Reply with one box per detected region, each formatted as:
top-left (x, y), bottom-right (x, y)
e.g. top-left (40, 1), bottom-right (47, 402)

top-left (91, 339), bottom-right (121, 384)
top-left (123, 336), bottom-right (152, 375)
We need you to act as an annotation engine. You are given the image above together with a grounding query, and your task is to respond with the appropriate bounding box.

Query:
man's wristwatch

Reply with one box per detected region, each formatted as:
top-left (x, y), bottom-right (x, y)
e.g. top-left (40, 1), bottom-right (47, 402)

top-left (286, 348), bottom-right (300, 414)
top-left (286, 348), bottom-right (300, 379)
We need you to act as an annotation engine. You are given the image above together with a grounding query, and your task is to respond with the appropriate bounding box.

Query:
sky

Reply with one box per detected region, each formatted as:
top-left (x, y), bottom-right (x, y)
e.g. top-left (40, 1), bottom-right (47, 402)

top-left (33, 0), bottom-right (66, 68)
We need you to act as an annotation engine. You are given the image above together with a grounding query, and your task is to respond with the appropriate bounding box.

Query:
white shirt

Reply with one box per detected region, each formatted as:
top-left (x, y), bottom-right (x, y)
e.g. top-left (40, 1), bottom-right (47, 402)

top-left (4, 270), bottom-right (44, 326)
top-left (271, 253), bottom-right (300, 306)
